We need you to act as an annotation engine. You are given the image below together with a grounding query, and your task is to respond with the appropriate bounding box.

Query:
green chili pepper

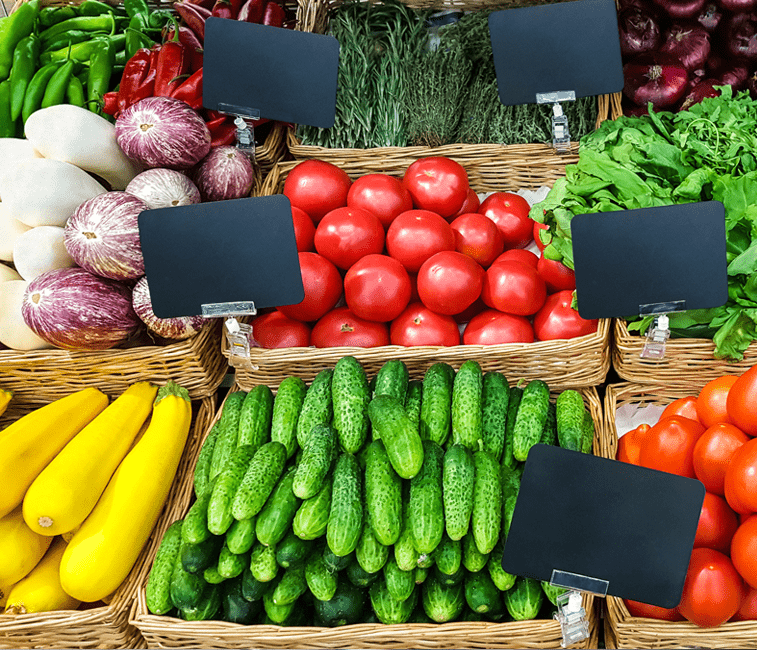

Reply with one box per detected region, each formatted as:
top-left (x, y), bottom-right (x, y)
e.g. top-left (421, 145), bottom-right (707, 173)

top-left (22, 62), bottom-right (63, 123)
top-left (87, 39), bottom-right (114, 115)
top-left (124, 0), bottom-right (151, 20)
top-left (39, 6), bottom-right (78, 28)
top-left (9, 34), bottom-right (40, 122)
top-left (0, 80), bottom-right (16, 138)
top-left (65, 76), bottom-right (86, 108)
top-left (0, 0), bottom-right (40, 82)
top-left (41, 59), bottom-right (75, 110)
top-left (77, 0), bottom-right (120, 16)
top-left (39, 14), bottom-right (116, 44)
top-left (125, 14), bottom-right (151, 60)
top-left (148, 9), bottom-right (174, 29)
top-left (43, 30), bottom-right (110, 53)
top-left (41, 34), bottom-right (126, 65)
top-left (114, 49), bottom-right (127, 66)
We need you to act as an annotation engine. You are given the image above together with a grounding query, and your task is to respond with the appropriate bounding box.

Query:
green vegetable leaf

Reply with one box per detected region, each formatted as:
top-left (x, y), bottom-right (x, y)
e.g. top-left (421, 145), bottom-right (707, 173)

top-left (712, 309), bottom-right (757, 361)
top-left (728, 240), bottom-right (757, 276)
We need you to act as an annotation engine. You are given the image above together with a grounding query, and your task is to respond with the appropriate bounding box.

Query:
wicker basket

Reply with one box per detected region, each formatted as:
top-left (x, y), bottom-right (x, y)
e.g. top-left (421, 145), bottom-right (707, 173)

top-left (132, 381), bottom-right (602, 649)
top-left (0, 392), bottom-right (216, 649)
top-left (601, 382), bottom-right (757, 649)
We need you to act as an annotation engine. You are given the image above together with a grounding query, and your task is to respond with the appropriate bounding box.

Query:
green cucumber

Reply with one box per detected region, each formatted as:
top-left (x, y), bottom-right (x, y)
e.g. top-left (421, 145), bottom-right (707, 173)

top-left (272, 564), bottom-right (308, 605)
top-left (293, 474), bottom-right (332, 541)
top-left (256, 466), bottom-right (300, 547)
top-left (422, 572), bottom-right (464, 623)
top-left (415, 566), bottom-right (430, 584)
top-left (208, 391), bottom-right (247, 482)
top-left (296, 368), bottom-right (334, 448)
top-left (373, 359), bottom-right (409, 404)
top-left (582, 409), bottom-right (595, 454)
top-left (222, 575), bottom-right (260, 623)
top-left (539, 402), bottom-right (557, 446)
top-left (276, 531), bottom-right (313, 568)
top-left (472, 450), bottom-right (502, 555)
top-left (249, 543), bottom-right (279, 582)
top-left (500, 465), bottom-right (521, 502)
top-left (465, 570), bottom-right (501, 613)
top-left (313, 579), bottom-right (366, 626)
top-left (542, 581), bottom-right (568, 606)
top-left (181, 535), bottom-right (222, 575)
top-left (481, 372), bottom-right (510, 462)
top-left (203, 565), bottom-right (226, 585)
top-left (434, 534), bottom-right (461, 576)
top-left (327, 453), bottom-right (363, 557)
top-left (419, 362), bottom-right (455, 445)
top-left (181, 491), bottom-right (212, 545)
top-left (218, 544), bottom-right (250, 579)
top-left (435, 563), bottom-right (465, 586)
top-left (271, 376), bottom-right (307, 459)
top-left (451, 360), bottom-right (483, 450)
top-left (504, 576), bottom-right (544, 621)
top-left (408, 439), bottom-right (444, 554)
top-left (367, 394), bottom-right (424, 479)
top-left (263, 582), bottom-right (298, 623)
top-left (355, 522), bottom-right (389, 574)
top-left (384, 556), bottom-right (415, 601)
top-left (208, 443), bottom-right (258, 535)
top-left (442, 444), bottom-right (475, 541)
top-left (226, 517), bottom-right (256, 555)
top-left (404, 380), bottom-right (423, 434)
top-left (462, 529), bottom-right (489, 572)
top-left (502, 386), bottom-right (523, 469)
top-left (145, 520), bottom-right (183, 615)
top-left (180, 583), bottom-right (221, 621)
top-left (364, 440), bottom-right (402, 546)
top-left (370, 579), bottom-right (416, 624)
top-left (194, 425), bottom-right (220, 498)
top-left (237, 385), bottom-right (274, 451)
top-left (242, 567), bottom-right (270, 601)
top-left (293, 424), bottom-right (336, 499)
top-left (332, 355), bottom-right (370, 453)
top-left (556, 389), bottom-right (585, 452)
top-left (488, 535), bottom-right (516, 591)
top-left (416, 552), bottom-right (435, 569)
top-left (512, 380), bottom-right (550, 461)
top-left (306, 552), bottom-right (338, 601)
top-left (231, 441), bottom-right (287, 521)
top-left (394, 490), bottom-right (418, 572)
top-left (169, 541), bottom-right (207, 611)
top-left (323, 545), bottom-right (353, 572)
top-left (347, 559), bottom-right (379, 588)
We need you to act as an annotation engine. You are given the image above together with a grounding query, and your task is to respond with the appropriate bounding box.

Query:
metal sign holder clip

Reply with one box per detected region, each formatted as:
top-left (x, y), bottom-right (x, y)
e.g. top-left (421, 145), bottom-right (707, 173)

top-left (218, 103), bottom-right (260, 161)
top-left (201, 300), bottom-right (258, 369)
top-left (536, 91), bottom-right (575, 153)
top-left (638, 300), bottom-right (686, 360)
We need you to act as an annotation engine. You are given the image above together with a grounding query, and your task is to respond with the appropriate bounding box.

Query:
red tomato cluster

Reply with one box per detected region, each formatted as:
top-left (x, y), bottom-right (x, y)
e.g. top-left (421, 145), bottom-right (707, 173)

top-left (618, 366), bottom-right (757, 627)
top-left (252, 157), bottom-right (599, 349)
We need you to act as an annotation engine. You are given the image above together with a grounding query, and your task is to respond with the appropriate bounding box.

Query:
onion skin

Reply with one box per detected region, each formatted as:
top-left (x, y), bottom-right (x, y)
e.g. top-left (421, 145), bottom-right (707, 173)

top-left (22, 268), bottom-right (139, 350)
top-left (125, 168), bottom-right (201, 209)
top-left (718, 0), bottom-right (757, 11)
top-left (623, 54), bottom-right (690, 108)
top-left (193, 146), bottom-right (255, 202)
top-left (660, 23), bottom-right (711, 71)
top-left (725, 13), bottom-right (757, 60)
top-left (697, 2), bottom-right (722, 31)
top-left (619, 5), bottom-right (662, 57)
top-left (654, 0), bottom-right (707, 19)
top-left (680, 78), bottom-right (722, 109)
top-left (131, 277), bottom-right (205, 340)
top-left (115, 97), bottom-right (211, 170)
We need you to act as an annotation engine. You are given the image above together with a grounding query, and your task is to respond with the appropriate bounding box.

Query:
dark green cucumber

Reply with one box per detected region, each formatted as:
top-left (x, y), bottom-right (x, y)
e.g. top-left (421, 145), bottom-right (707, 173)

top-left (481, 372), bottom-right (510, 462)
top-left (293, 474), bottom-right (332, 541)
top-left (293, 424), bottom-right (336, 499)
top-left (313, 579), bottom-right (366, 626)
top-left (434, 534), bottom-right (461, 576)
top-left (272, 564), bottom-right (308, 605)
top-left (408, 439), bottom-right (444, 555)
top-left (263, 580), bottom-right (298, 623)
top-left (404, 380), bottom-right (423, 434)
top-left (347, 559), bottom-right (379, 588)
top-left (242, 567), bottom-right (270, 601)
top-left (461, 607), bottom-right (485, 622)
top-left (422, 572), bottom-right (464, 623)
top-left (435, 563), bottom-right (465, 586)
top-left (226, 517), bottom-right (256, 555)
top-left (556, 389), bottom-right (585, 452)
top-left (541, 581), bottom-right (568, 606)
top-left (306, 552), bottom-right (338, 601)
top-left (512, 380), bottom-right (550, 461)
top-left (296, 369), bottom-right (334, 448)
top-left (394, 496), bottom-right (419, 572)
top-left (208, 391), bottom-right (247, 482)
top-left (332, 355), bottom-right (370, 453)
top-left (249, 543), bottom-right (279, 582)
top-left (323, 545), bottom-right (353, 572)
top-left (488, 534), bottom-right (516, 591)
top-left (367, 395), bottom-right (424, 479)
top-left (231, 441), bottom-right (287, 521)
top-left (462, 530), bottom-right (489, 572)
top-left (145, 520), bottom-right (183, 615)
top-left (180, 583), bottom-right (221, 621)
top-left (355, 523), bottom-right (389, 574)
top-left (327, 453), bottom-right (363, 557)
top-left (370, 580), bottom-right (417, 624)
top-left (203, 565), bottom-right (226, 585)
top-left (472, 450), bottom-right (502, 555)
top-left (504, 577), bottom-right (544, 621)
top-left (256, 466), bottom-right (300, 547)
top-left (373, 359), bottom-right (409, 405)
top-left (502, 386), bottom-right (523, 469)
top-left (419, 362), bottom-right (455, 445)
top-left (451, 360), bottom-right (483, 450)
top-left (222, 575), bottom-right (260, 624)
top-left (276, 531), bottom-right (313, 568)
top-left (442, 444), bottom-right (475, 541)
top-left (170, 541), bottom-right (207, 611)
top-left (539, 402), bottom-right (557, 446)
top-left (208, 443), bottom-right (258, 535)
top-left (181, 491), bottom-right (212, 545)
top-left (581, 409), bottom-right (595, 454)
top-left (194, 425), bottom-right (220, 498)
top-left (271, 376), bottom-right (307, 459)
top-left (181, 535), bottom-right (222, 575)
top-left (384, 556), bottom-right (415, 601)
top-left (364, 440), bottom-right (402, 546)
top-left (415, 566), bottom-right (430, 584)
top-left (237, 385), bottom-right (274, 451)
top-left (465, 570), bottom-right (501, 613)
top-left (218, 544), bottom-right (250, 579)
top-left (500, 465), bottom-right (521, 502)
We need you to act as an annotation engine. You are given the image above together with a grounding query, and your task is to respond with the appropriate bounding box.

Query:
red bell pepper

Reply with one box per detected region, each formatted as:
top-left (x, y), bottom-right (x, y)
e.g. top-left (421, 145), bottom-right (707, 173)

top-left (102, 91), bottom-right (119, 116)
top-left (171, 67), bottom-right (203, 110)
top-left (117, 48), bottom-right (152, 115)
top-left (262, 0), bottom-right (285, 27)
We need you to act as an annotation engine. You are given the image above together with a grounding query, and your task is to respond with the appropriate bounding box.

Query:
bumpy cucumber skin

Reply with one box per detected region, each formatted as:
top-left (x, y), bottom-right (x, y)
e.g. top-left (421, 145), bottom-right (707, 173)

top-left (394, 497), bottom-right (419, 572)
top-left (367, 394), bottom-right (424, 479)
top-left (146, 520), bottom-right (183, 615)
top-left (419, 362), bottom-right (454, 446)
top-left (242, 567), bottom-right (271, 601)
top-left (374, 359), bottom-right (409, 404)
top-left (500, 465), bottom-right (521, 502)
top-left (276, 531), bottom-right (313, 569)
top-left (542, 580), bottom-right (568, 606)
top-left (249, 543), bottom-right (279, 583)
top-left (422, 572), bottom-right (464, 623)
top-left (180, 583), bottom-right (221, 621)
top-left (218, 544), bottom-right (249, 579)
top-left (465, 570), bottom-right (501, 613)
top-left (332, 356), bottom-right (371, 453)
top-left (556, 389), bottom-right (586, 452)
top-left (462, 529), bottom-right (489, 573)
top-left (364, 440), bottom-right (402, 546)
top-left (481, 372), bottom-right (510, 462)
top-left (502, 386), bottom-right (523, 469)
top-left (208, 391), bottom-right (247, 482)
top-left (230, 441), bottom-right (287, 521)
top-left (434, 535), bottom-right (462, 576)
top-left (194, 425), bottom-right (220, 498)
top-left (512, 380), bottom-right (550, 461)
top-left (581, 409), bottom-right (595, 454)
top-left (181, 490), bottom-right (212, 545)
top-left (208, 444), bottom-right (258, 535)
top-left (256, 466), bottom-right (300, 547)
top-left (355, 523), bottom-right (389, 574)
top-left (181, 535), bottom-right (222, 575)
top-left (442, 444), bottom-right (475, 541)
top-left (327, 453), bottom-right (364, 557)
top-left (488, 535), bottom-right (516, 591)
top-left (296, 369), bottom-right (334, 448)
top-left (169, 541), bottom-right (207, 611)
top-left (472, 450), bottom-right (503, 555)
top-left (305, 552), bottom-right (338, 601)
top-left (504, 577), bottom-right (544, 621)
top-left (203, 565), bottom-right (226, 585)
top-left (238, 385), bottom-right (274, 451)
top-left (370, 579), bottom-right (417, 624)
top-left (451, 360), bottom-right (483, 450)
top-left (263, 585), bottom-right (298, 623)
top-left (408, 440), bottom-right (444, 555)
top-left (539, 402), bottom-right (557, 446)
top-left (226, 517), bottom-right (257, 555)
top-left (404, 380), bottom-right (423, 434)
top-left (293, 475), bottom-right (332, 541)
top-left (272, 564), bottom-right (308, 605)
top-left (271, 376), bottom-right (307, 459)
top-left (383, 556), bottom-right (415, 601)
top-left (293, 424), bottom-right (336, 500)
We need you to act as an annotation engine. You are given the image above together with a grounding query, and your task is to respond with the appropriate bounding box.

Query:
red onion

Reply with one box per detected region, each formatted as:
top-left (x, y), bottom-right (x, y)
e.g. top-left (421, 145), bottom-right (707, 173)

top-left (193, 146), bottom-right (255, 202)
top-left (623, 54), bottom-right (690, 108)
top-left (132, 277), bottom-right (205, 340)
top-left (680, 79), bottom-right (722, 109)
top-left (115, 97), bottom-right (211, 170)
top-left (624, 103), bottom-right (652, 116)
top-left (126, 168), bottom-right (201, 209)
top-left (718, 0), bottom-right (757, 11)
top-left (654, 0), bottom-right (706, 19)
top-left (660, 23), bottom-right (711, 70)
top-left (697, 2), bottom-right (722, 30)
top-left (619, 6), bottom-right (662, 56)
top-left (746, 70), bottom-right (757, 97)
top-left (713, 63), bottom-right (750, 88)
top-left (725, 13), bottom-right (757, 60)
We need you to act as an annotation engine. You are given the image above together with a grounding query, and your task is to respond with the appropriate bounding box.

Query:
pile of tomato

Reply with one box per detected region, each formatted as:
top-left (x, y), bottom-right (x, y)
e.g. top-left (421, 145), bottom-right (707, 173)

top-left (252, 156), bottom-right (599, 349)
top-left (617, 366), bottom-right (757, 627)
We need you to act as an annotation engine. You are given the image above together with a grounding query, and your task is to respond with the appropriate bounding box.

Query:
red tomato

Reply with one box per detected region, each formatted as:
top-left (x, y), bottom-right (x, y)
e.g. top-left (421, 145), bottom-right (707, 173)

top-left (493, 248), bottom-right (539, 269)
top-left (417, 251), bottom-right (484, 316)
top-left (727, 365), bottom-right (757, 436)
top-left (694, 492), bottom-right (739, 553)
top-left (283, 160), bottom-right (351, 223)
top-left (390, 302), bottom-right (460, 347)
top-left (693, 423), bottom-right (749, 495)
top-left (452, 297), bottom-right (486, 324)
top-left (402, 157), bottom-right (469, 218)
top-left (662, 396), bottom-right (701, 423)
top-left (731, 516), bottom-right (757, 589)
top-left (462, 309), bottom-right (534, 345)
top-left (451, 188), bottom-right (481, 220)
top-left (478, 192), bottom-right (534, 249)
top-left (450, 213), bottom-right (505, 268)
top-left (314, 206), bottom-right (385, 270)
top-left (346, 173), bottom-right (413, 229)
top-left (481, 261), bottom-right (546, 316)
top-left (724, 438), bottom-right (757, 514)
top-left (533, 290), bottom-right (599, 341)
top-left (534, 222), bottom-right (551, 251)
top-left (732, 586), bottom-right (757, 621)
top-left (678, 548), bottom-right (745, 627)
top-left (251, 311), bottom-right (311, 348)
top-left (291, 206), bottom-right (315, 252)
top-left (637, 415), bottom-right (706, 478)
top-left (697, 375), bottom-right (738, 428)
top-left (537, 255), bottom-right (576, 293)
top-left (617, 424), bottom-right (651, 465)
top-left (386, 209), bottom-right (456, 273)
top-left (343, 254), bottom-right (411, 323)
top-left (624, 599), bottom-right (684, 621)
top-left (408, 272), bottom-right (420, 302)
top-left (311, 307), bottom-right (390, 348)
top-left (277, 252), bottom-right (342, 323)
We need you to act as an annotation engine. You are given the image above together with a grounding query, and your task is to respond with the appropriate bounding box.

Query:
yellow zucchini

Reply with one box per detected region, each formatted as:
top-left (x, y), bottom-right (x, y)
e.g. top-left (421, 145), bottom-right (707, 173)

top-left (0, 389), bottom-right (12, 418)
top-left (0, 582), bottom-right (15, 609)
top-left (23, 382), bottom-right (158, 536)
top-left (0, 387), bottom-right (109, 518)
top-left (60, 382), bottom-right (192, 603)
top-left (0, 505), bottom-right (52, 585)
top-left (4, 538), bottom-right (80, 614)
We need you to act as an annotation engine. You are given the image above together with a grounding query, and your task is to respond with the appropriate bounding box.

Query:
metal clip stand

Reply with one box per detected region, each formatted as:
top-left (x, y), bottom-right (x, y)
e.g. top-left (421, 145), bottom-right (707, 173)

top-left (641, 313), bottom-right (671, 360)
top-left (234, 116), bottom-right (256, 161)
top-left (201, 301), bottom-right (258, 369)
top-left (554, 591), bottom-right (590, 648)
top-left (535, 91), bottom-right (575, 154)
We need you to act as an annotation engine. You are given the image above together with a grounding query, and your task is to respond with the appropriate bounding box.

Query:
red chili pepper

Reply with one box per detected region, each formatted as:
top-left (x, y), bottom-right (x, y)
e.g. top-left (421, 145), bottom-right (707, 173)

top-left (116, 48), bottom-right (152, 114)
top-left (204, 109), bottom-right (225, 121)
top-left (128, 46), bottom-right (161, 108)
top-left (229, 0), bottom-right (244, 19)
top-left (173, 2), bottom-right (208, 41)
top-left (154, 40), bottom-right (190, 98)
top-left (262, 1), bottom-right (285, 27)
top-left (211, 0), bottom-right (234, 18)
top-left (102, 91), bottom-right (119, 116)
top-left (205, 115), bottom-right (227, 131)
top-left (164, 24), bottom-right (204, 52)
top-left (186, 0), bottom-right (214, 9)
top-left (171, 67), bottom-right (203, 110)
top-left (210, 122), bottom-right (238, 147)
top-left (237, 0), bottom-right (265, 22)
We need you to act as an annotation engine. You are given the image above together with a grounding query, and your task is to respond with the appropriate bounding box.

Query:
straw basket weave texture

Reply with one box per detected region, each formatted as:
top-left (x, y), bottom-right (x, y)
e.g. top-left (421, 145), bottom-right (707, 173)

top-left (602, 382), bottom-right (757, 649)
top-left (132, 381), bottom-right (602, 649)
top-left (227, 159), bottom-right (611, 391)
top-left (0, 393), bottom-right (216, 649)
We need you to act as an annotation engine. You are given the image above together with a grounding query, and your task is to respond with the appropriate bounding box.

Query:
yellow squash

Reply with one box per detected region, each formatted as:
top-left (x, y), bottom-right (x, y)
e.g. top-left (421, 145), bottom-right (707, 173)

top-left (60, 381), bottom-right (192, 603)
top-left (0, 387), bottom-right (108, 518)
top-left (0, 505), bottom-right (53, 585)
top-left (5, 537), bottom-right (80, 614)
top-left (23, 382), bottom-right (158, 536)
top-left (0, 582), bottom-right (15, 609)
top-left (0, 389), bottom-right (12, 418)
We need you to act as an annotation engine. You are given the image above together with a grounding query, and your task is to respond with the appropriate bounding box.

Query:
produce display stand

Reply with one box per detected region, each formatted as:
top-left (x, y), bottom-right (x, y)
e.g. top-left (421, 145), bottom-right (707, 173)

top-left (0, 394), bottom-right (216, 649)
top-left (131, 381), bottom-right (602, 649)
top-left (601, 382), bottom-right (757, 649)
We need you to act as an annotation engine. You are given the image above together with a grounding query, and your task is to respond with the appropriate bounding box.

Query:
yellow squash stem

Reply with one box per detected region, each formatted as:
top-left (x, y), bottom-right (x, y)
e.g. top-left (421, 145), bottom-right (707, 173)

top-left (23, 382), bottom-right (158, 536)
top-left (60, 381), bottom-right (192, 602)
top-left (0, 506), bottom-right (52, 586)
top-left (0, 389), bottom-right (12, 418)
top-left (5, 538), bottom-right (80, 614)
top-left (0, 387), bottom-right (109, 518)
